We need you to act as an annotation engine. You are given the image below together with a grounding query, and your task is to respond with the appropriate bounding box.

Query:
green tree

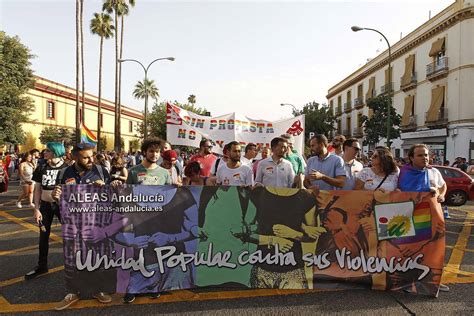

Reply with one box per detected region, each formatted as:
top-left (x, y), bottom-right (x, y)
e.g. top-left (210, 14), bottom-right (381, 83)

top-left (132, 78), bottom-right (159, 101)
top-left (187, 94), bottom-right (196, 106)
top-left (361, 95), bottom-right (401, 147)
top-left (293, 101), bottom-right (335, 139)
top-left (0, 32), bottom-right (35, 146)
top-left (90, 12), bottom-right (115, 151)
top-left (39, 127), bottom-right (75, 146)
top-left (144, 101), bottom-right (208, 139)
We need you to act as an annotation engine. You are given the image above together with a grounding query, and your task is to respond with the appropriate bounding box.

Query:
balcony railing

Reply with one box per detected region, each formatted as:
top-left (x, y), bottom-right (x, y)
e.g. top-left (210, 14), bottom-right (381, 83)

top-left (342, 129), bottom-right (352, 137)
top-left (426, 57), bottom-right (449, 80)
top-left (380, 82), bottom-right (394, 95)
top-left (352, 127), bottom-right (363, 137)
top-left (400, 72), bottom-right (417, 91)
top-left (335, 105), bottom-right (342, 116)
top-left (400, 115), bottom-right (417, 131)
top-left (425, 108), bottom-right (448, 126)
top-left (354, 97), bottom-right (364, 109)
top-left (344, 101), bottom-right (352, 113)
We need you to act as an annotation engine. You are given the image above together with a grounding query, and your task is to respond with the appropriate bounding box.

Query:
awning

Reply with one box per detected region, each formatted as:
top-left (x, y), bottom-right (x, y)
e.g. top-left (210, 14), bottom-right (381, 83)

top-left (426, 86), bottom-right (445, 122)
top-left (429, 37), bottom-right (445, 57)
top-left (365, 76), bottom-right (375, 100)
top-left (401, 55), bottom-right (415, 85)
top-left (401, 95), bottom-right (414, 126)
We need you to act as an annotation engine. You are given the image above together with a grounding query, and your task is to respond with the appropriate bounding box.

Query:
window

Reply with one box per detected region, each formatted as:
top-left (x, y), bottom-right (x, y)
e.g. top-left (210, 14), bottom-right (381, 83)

top-left (46, 101), bottom-right (55, 119)
top-left (99, 114), bottom-right (103, 128)
top-left (129, 121), bottom-right (133, 133)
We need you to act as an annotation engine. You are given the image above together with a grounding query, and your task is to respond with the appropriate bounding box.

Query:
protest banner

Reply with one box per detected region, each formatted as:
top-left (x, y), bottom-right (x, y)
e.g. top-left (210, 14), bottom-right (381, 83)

top-left (60, 185), bottom-right (445, 297)
top-left (166, 103), bottom-right (305, 154)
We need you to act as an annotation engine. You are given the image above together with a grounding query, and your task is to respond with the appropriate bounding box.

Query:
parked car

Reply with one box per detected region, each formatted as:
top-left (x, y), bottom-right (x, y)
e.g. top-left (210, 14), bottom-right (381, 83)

top-left (434, 166), bottom-right (474, 206)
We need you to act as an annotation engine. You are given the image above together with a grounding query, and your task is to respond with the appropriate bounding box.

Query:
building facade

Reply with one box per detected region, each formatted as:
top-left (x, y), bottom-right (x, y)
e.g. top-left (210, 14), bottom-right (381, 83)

top-left (327, 0), bottom-right (474, 164)
top-left (18, 76), bottom-right (143, 153)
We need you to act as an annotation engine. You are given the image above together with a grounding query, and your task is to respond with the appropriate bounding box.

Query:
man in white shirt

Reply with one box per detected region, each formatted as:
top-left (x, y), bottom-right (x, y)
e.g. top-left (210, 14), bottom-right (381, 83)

top-left (240, 143), bottom-right (258, 168)
top-left (216, 141), bottom-right (254, 186)
top-left (341, 138), bottom-right (363, 190)
top-left (255, 137), bottom-right (295, 188)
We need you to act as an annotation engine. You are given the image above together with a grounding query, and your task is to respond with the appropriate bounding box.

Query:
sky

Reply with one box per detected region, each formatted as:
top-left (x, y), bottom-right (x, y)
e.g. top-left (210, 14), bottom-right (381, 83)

top-left (1, 0), bottom-right (454, 120)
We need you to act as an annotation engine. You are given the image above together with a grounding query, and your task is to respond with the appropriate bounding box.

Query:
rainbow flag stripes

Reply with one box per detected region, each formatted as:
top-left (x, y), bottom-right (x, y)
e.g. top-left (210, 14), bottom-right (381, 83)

top-left (392, 201), bottom-right (432, 245)
top-left (80, 123), bottom-right (97, 146)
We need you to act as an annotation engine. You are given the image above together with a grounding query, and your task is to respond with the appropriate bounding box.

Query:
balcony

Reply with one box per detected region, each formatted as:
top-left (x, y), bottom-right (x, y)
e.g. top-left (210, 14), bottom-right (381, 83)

top-left (425, 108), bottom-right (448, 127)
top-left (335, 105), bottom-right (342, 116)
top-left (354, 97), bottom-right (364, 109)
top-left (400, 115), bottom-right (417, 132)
top-left (400, 73), bottom-right (417, 92)
top-left (342, 129), bottom-right (352, 137)
top-left (380, 83), bottom-right (394, 95)
top-left (352, 127), bottom-right (364, 138)
top-left (366, 89), bottom-right (377, 101)
top-left (344, 101), bottom-right (352, 113)
top-left (426, 57), bottom-right (449, 81)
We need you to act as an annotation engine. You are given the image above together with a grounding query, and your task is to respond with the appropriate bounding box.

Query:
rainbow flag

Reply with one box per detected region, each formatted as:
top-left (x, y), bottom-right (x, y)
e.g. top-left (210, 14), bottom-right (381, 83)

top-left (80, 123), bottom-right (97, 146)
top-left (393, 201), bottom-right (432, 244)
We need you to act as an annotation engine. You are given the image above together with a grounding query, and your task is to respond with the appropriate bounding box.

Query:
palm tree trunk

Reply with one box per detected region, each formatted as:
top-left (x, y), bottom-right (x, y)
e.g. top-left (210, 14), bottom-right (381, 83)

top-left (114, 10), bottom-right (120, 152)
top-left (80, 0), bottom-right (85, 124)
top-left (97, 35), bottom-right (104, 152)
top-left (75, 0), bottom-right (81, 143)
top-left (118, 15), bottom-right (124, 144)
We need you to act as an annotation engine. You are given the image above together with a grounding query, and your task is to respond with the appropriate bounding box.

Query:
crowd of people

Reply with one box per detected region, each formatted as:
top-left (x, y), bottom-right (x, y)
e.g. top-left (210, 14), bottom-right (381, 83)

top-left (0, 133), bottom-right (465, 309)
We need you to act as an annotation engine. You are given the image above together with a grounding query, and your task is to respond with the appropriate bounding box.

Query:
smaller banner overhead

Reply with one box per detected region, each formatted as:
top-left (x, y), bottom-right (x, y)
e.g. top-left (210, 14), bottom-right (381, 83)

top-left (166, 103), bottom-right (305, 154)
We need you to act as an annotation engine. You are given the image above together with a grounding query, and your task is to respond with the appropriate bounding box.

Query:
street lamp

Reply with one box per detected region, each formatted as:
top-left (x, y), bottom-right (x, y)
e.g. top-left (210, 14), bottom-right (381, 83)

top-left (119, 57), bottom-right (175, 138)
top-left (280, 103), bottom-right (298, 113)
top-left (351, 25), bottom-right (392, 147)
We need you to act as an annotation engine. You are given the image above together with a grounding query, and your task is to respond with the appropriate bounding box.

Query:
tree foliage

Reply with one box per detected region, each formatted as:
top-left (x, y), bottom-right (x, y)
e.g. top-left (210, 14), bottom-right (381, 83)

top-left (143, 101), bottom-right (208, 140)
top-left (361, 95), bottom-right (401, 147)
top-left (293, 101), bottom-right (335, 139)
top-left (133, 78), bottom-right (159, 101)
top-left (39, 127), bottom-right (77, 146)
top-left (0, 32), bottom-right (35, 146)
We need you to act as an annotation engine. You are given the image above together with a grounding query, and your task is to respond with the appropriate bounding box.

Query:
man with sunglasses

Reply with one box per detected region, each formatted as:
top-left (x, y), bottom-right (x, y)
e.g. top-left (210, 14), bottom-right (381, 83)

top-left (189, 139), bottom-right (217, 177)
top-left (341, 138), bottom-right (363, 190)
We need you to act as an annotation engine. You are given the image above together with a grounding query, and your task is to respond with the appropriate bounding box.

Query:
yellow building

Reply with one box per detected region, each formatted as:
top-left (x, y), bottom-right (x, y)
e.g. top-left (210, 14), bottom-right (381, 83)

top-left (327, 0), bottom-right (474, 163)
top-left (20, 75), bottom-right (143, 152)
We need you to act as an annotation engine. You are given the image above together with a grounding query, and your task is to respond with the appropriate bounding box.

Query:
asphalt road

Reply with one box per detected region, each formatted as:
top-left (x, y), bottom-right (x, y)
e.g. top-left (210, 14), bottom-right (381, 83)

top-left (1, 181), bottom-right (473, 315)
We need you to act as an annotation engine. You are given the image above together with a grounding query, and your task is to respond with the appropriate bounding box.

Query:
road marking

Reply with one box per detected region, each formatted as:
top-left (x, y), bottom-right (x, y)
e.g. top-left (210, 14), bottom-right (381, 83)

top-left (442, 217), bottom-right (472, 282)
top-left (0, 210), bottom-right (62, 242)
top-left (0, 240), bottom-right (61, 256)
top-left (0, 266), bottom-right (65, 288)
top-left (0, 288), bottom-right (333, 313)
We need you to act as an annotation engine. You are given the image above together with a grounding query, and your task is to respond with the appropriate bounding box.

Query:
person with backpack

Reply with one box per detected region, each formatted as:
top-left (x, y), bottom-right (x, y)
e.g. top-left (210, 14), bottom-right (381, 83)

top-left (25, 142), bottom-right (68, 281)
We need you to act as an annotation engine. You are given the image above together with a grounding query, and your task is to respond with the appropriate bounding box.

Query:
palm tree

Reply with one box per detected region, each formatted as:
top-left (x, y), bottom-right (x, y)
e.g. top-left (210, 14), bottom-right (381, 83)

top-left (80, 0), bottom-right (85, 123)
top-left (133, 79), bottom-right (160, 101)
top-left (103, 0), bottom-right (135, 152)
top-left (90, 12), bottom-right (114, 152)
top-left (187, 94), bottom-right (196, 107)
top-left (133, 78), bottom-right (159, 138)
top-left (75, 0), bottom-right (81, 142)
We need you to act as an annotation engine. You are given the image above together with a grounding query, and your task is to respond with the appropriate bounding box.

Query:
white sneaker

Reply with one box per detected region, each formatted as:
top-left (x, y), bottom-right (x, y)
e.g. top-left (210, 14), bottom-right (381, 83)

top-left (16, 202), bottom-right (22, 208)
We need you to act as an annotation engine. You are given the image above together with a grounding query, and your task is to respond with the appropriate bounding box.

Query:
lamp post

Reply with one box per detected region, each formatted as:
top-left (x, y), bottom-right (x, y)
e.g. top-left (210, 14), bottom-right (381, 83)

top-left (119, 57), bottom-right (175, 138)
top-left (280, 103), bottom-right (298, 114)
top-left (351, 26), bottom-right (392, 147)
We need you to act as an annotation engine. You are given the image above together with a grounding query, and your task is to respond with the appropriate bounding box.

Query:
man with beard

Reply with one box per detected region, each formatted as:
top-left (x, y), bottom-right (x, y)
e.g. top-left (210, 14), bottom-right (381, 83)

top-left (216, 141), bottom-right (254, 186)
top-left (51, 143), bottom-right (123, 310)
top-left (189, 139), bottom-right (217, 177)
top-left (119, 137), bottom-right (174, 304)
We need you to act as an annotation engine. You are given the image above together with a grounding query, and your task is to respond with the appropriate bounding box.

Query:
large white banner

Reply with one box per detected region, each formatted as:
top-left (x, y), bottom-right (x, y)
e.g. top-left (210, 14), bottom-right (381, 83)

top-left (166, 104), bottom-right (305, 154)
